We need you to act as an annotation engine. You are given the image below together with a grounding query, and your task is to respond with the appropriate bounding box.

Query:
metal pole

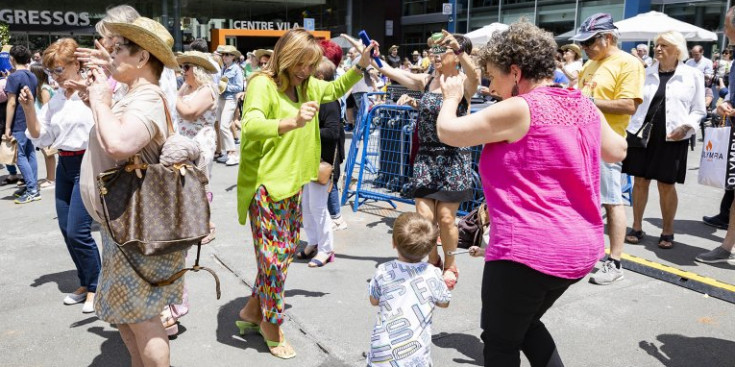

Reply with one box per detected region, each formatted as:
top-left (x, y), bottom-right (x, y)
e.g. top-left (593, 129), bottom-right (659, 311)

top-left (466, 0), bottom-right (472, 33)
top-left (534, 0), bottom-right (538, 25)
top-left (449, 0), bottom-right (457, 33)
top-left (724, 0), bottom-right (732, 52)
top-left (498, 0), bottom-right (502, 23)
top-left (173, 0), bottom-right (182, 51)
top-left (574, 0), bottom-right (579, 30)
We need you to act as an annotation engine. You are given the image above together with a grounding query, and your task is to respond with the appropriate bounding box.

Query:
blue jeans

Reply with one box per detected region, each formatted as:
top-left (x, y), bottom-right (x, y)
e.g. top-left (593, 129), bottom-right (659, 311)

top-left (56, 154), bottom-right (101, 292)
top-left (327, 182), bottom-right (341, 219)
top-left (12, 132), bottom-right (38, 192)
top-left (6, 164), bottom-right (17, 175)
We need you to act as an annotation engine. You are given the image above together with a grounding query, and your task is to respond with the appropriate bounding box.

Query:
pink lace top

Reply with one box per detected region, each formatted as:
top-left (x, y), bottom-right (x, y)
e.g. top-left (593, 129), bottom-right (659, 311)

top-left (479, 87), bottom-right (604, 279)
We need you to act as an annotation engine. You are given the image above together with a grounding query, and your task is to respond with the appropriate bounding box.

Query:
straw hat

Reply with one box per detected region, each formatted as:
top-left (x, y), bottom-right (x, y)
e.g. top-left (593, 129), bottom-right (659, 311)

top-left (560, 44), bottom-right (582, 59)
top-left (104, 17), bottom-right (177, 69)
top-left (1, 45), bottom-right (11, 53)
top-left (176, 51), bottom-right (218, 73)
top-left (254, 49), bottom-right (273, 60)
top-left (412, 50), bottom-right (420, 56)
top-left (218, 76), bottom-right (229, 94)
top-left (216, 45), bottom-right (242, 59)
top-left (389, 45), bottom-right (399, 51)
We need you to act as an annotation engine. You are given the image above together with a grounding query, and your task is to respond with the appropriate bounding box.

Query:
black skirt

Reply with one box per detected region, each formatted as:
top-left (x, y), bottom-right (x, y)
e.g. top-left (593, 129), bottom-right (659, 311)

top-left (622, 115), bottom-right (689, 184)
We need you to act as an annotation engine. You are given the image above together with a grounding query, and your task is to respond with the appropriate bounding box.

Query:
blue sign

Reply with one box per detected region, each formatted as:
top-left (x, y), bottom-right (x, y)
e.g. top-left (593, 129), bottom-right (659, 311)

top-left (304, 18), bottom-right (315, 31)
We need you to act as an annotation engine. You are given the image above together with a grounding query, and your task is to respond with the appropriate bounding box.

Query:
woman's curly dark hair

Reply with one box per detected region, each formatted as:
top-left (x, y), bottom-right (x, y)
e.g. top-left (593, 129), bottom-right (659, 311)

top-left (478, 20), bottom-right (557, 81)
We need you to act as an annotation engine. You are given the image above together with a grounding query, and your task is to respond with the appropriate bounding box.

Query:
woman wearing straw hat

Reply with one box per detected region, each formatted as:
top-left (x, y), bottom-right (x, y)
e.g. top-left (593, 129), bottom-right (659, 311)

top-left (560, 44), bottom-right (583, 89)
top-left (176, 51), bottom-right (219, 246)
top-left (235, 28), bottom-right (375, 359)
top-left (77, 17), bottom-right (183, 367)
top-left (214, 44), bottom-right (243, 166)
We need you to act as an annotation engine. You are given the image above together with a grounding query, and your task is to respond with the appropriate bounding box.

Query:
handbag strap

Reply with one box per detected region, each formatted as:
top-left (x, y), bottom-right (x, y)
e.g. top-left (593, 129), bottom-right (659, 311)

top-left (634, 98), bottom-right (664, 135)
top-left (112, 241), bottom-right (221, 300)
top-left (329, 145), bottom-right (338, 181)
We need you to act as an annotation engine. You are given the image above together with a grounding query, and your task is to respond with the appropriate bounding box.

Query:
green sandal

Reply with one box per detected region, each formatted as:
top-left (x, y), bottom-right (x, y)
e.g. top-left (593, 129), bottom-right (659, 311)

top-left (259, 329), bottom-right (296, 359)
top-left (235, 320), bottom-right (260, 335)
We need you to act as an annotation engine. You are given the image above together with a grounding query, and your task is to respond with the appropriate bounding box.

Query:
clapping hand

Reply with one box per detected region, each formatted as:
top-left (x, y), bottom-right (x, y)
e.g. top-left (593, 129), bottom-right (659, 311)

top-left (439, 73), bottom-right (466, 103)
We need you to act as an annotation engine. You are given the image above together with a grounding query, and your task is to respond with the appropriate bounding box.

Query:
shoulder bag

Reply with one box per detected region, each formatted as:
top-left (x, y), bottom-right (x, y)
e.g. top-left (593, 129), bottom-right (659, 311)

top-left (95, 93), bottom-right (220, 298)
top-left (627, 98), bottom-right (664, 149)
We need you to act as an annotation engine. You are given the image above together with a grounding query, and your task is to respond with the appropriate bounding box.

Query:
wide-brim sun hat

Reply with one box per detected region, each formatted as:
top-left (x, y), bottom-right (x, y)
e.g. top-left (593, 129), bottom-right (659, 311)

top-left (389, 45), bottom-right (399, 51)
top-left (254, 49), bottom-right (273, 60)
top-left (104, 17), bottom-right (178, 69)
top-left (560, 44), bottom-right (582, 59)
top-left (216, 45), bottom-right (242, 59)
top-left (176, 51), bottom-right (218, 73)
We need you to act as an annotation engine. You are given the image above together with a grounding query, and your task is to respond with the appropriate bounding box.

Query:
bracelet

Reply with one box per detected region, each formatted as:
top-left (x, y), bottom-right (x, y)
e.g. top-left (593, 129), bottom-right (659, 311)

top-left (453, 48), bottom-right (463, 56)
top-left (353, 64), bottom-right (366, 72)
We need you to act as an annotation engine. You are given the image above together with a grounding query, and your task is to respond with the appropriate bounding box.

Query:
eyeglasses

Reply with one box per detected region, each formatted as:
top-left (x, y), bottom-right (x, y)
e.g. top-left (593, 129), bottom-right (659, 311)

top-left (45, 66), bottom-right (66, 75)
top-left (112, 40), bottom-right (132, 54)
top-left (221, 53), bottom-right (234, 57)
top-left (579, 34), bottom-right (602, 48)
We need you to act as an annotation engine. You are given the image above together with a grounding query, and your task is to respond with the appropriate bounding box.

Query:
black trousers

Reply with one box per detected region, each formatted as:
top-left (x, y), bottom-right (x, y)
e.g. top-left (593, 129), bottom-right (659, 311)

top-left (719, 190), bottom-right (734, 219)
top-left (481, 260), bottom-right (580, 367)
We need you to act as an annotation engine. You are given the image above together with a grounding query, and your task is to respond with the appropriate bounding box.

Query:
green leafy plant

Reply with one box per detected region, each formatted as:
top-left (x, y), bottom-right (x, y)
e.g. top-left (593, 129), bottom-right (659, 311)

top-left (0, 22), bottom-right (9, 46)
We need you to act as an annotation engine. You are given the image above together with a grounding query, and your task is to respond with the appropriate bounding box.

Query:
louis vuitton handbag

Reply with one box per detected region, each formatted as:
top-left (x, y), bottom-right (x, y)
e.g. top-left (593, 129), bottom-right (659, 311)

top-left (96, 96), bottom-right (220, 298)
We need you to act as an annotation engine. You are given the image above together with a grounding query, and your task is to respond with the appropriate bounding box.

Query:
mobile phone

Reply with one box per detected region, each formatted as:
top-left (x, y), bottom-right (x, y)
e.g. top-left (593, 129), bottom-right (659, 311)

top-left (358, 30), bottom-right (383, 67)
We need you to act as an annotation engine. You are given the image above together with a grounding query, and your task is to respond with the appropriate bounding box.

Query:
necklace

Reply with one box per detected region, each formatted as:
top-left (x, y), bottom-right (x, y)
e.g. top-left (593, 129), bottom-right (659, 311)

top-left (659, 66), bottom-right (676, 73)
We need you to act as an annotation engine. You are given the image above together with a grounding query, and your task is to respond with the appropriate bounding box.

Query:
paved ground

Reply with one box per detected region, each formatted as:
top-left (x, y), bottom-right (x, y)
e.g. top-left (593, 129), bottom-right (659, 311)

top-left (0, 135), bottom-right (733, 367)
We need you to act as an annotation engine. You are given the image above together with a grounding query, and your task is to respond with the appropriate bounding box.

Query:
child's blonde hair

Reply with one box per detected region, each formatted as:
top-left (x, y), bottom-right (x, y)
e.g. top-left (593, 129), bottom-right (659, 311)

top-left (393, 213), bottom-right (438, 262)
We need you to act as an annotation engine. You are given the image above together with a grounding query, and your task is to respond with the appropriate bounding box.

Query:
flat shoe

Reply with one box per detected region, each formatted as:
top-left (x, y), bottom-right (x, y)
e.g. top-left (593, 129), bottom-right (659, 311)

top-left (308, 252), bottom-right (335, 268)
top-left (63, 292), bottom-right (86, 305)
top-left (82, 299), bottom-right (95, 313)
top-left (296, 245), bottom-right (317, 260)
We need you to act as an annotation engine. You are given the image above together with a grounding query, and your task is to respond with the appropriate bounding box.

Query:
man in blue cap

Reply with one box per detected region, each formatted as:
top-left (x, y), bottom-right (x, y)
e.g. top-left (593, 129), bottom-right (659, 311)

top-left (572, 13), bottom-right (644, 285)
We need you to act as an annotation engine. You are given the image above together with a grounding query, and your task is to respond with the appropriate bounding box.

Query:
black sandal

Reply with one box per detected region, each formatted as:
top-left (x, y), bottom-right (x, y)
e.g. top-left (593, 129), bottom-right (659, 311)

top-left (658, 234), bottom-right (674, 249)
top-left (625, 229), bottom-right (645, 244)
top-left (296, 245), bottom-right (317, 259)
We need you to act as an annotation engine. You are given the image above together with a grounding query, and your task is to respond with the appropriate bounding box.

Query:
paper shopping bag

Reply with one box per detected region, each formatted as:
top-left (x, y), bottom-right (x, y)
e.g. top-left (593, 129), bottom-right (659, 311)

top-left (0, 135), bottom-right (17, 165)
top-left (698, 126), bottom-right (735, 189)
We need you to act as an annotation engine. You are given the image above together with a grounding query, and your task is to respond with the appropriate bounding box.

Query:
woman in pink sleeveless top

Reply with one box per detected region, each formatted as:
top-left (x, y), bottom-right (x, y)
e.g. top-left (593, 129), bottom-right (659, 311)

top-left (436, 22), bottom-right (627, 367)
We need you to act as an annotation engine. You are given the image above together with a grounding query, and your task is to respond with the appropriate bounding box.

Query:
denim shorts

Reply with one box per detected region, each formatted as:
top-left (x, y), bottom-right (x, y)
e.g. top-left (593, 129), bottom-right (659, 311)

top-left (600, 161), bottom-right (623, 205)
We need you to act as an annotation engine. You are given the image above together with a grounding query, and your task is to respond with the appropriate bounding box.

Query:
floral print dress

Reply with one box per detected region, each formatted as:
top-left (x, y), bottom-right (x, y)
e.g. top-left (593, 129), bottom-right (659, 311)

top-left (411, 83), bottom-right (473, 203)
top-left (178, 84), bottom-right (218, 174)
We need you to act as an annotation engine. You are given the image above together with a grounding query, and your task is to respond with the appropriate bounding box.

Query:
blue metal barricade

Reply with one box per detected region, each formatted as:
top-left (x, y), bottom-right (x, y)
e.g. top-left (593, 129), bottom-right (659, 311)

top-left (342, 98), bottom-right (485, 215)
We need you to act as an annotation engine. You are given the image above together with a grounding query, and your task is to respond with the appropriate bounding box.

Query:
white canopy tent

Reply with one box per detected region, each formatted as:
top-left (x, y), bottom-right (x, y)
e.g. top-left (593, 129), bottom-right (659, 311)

top-left (465, 23), bottom-right (509, 47)
top-left (560, 11), bottom-right (717, 42)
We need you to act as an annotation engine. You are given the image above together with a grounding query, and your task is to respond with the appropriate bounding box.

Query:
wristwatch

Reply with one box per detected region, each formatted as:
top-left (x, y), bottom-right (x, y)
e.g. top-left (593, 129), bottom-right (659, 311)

top-left (353, 64), bottom-right (366, 72)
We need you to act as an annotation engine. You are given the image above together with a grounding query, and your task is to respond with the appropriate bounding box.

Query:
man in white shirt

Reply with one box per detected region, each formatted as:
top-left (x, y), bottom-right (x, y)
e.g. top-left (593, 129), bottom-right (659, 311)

top-left (635, 44), bottom-right (652, 67)
top-left (686, 45), bottom-right (714, 86)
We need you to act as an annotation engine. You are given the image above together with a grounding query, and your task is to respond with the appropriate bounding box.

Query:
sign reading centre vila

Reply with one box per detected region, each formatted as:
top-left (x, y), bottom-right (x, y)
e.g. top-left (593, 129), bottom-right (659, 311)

top-left (231, 20), bottom-right (300, 31)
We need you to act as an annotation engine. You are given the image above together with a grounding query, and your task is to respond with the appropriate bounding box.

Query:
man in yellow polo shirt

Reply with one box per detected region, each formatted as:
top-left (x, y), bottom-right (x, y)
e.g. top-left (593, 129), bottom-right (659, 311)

top-left (573, 13), bottom-right (644, 285)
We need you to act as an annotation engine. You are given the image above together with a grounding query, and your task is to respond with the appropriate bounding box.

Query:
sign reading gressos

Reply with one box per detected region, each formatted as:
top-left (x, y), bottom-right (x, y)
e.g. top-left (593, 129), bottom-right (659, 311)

top-left (0, 9), bottom-right (93, 30)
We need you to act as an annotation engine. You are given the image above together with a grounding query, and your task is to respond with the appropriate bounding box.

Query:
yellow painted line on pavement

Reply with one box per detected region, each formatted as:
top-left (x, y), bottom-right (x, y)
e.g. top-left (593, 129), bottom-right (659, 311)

top-left (604, 249), bottom-right (735, 293)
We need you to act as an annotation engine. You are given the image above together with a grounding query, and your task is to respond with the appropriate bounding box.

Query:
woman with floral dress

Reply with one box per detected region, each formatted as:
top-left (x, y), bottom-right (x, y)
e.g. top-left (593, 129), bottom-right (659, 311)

top-left (365, 30), bottom-right (479, 290)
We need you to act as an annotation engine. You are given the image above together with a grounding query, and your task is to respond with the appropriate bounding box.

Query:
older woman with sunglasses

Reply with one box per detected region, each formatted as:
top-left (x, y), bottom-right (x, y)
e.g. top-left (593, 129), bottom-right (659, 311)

top-left (77, 17), bottom-right (184, 367)
top-left (351, 30), bottom-right (479, 290)
top-left (176, 51), bottom-right (219, 245)
top-left (18, 38), bottom-right (101, 314)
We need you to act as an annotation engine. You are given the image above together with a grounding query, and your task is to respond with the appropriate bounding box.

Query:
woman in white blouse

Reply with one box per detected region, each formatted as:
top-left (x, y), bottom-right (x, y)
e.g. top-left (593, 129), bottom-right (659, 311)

top-left (19, 38), bottom-right (101, 313)
top-left (560, 44), bottom-right (583, 89)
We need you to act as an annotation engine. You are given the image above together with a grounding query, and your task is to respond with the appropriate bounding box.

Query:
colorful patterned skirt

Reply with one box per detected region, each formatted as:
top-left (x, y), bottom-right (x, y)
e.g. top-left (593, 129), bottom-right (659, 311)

top-left (248, 185), bottom-right (302, 325)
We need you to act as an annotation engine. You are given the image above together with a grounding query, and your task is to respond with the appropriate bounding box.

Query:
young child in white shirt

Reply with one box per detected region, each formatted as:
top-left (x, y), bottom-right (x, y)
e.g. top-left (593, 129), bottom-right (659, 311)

top-left (367, 212), bottom-right (451, 367)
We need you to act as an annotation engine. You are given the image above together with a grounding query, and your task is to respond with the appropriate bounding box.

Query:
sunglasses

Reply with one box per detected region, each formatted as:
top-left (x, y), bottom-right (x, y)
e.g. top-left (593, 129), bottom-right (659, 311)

top-left (579, 34), bottom-right (603, 48)
top-left (182, 64), bottom-right (193, 71)
top-left (221, 53), bottom-right (234, 57)
top-left (430, 46), bottom-right (449, 55)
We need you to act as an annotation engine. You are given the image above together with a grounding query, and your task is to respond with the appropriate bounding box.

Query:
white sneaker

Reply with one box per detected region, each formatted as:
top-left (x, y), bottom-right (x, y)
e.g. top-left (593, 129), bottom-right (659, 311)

top-left (332, 216), bottom-right (348, 231)
top-left (63, 292), bottom-right (86, 305)
top-left (82, 294), bottom-right (95, 313)
top-left (225, 155), bottom-right (240, 166)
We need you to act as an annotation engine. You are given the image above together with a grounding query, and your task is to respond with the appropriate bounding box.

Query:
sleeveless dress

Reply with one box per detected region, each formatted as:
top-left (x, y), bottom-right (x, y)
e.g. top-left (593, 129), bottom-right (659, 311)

top-left (411, 77), bottom-right (473, 202)
top-left (178, 84), bottom-right (218, 175)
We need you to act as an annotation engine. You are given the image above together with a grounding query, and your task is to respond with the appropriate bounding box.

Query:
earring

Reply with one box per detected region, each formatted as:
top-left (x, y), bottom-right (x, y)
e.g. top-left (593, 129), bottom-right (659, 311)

top-left (511, 80), bottom-right (519, 97)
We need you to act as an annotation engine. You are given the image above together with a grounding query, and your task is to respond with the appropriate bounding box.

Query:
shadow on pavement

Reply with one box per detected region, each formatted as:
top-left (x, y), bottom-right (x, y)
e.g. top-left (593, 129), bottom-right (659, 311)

top-left (87, 326), bottom-right (129, 367)
top-left (645, 218), bottom-right (723, 244)
top-left (284, 289), bottom-right (329, 298)
top-left (638, 218), bottom-right (733, 269)
top-left (433, 332), bottom-right (483, 366)
top-left (639, 334), bottom-right (735, 367)
top-left (30, 270), bottom-right (78, 292)
top-left (215, 296), bottom-right (270, 354)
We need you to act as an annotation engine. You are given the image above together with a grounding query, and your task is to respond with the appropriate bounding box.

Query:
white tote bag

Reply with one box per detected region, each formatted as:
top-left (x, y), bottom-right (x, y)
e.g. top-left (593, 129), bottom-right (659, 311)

top-left (698, 126), bottom-right (733, 189)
